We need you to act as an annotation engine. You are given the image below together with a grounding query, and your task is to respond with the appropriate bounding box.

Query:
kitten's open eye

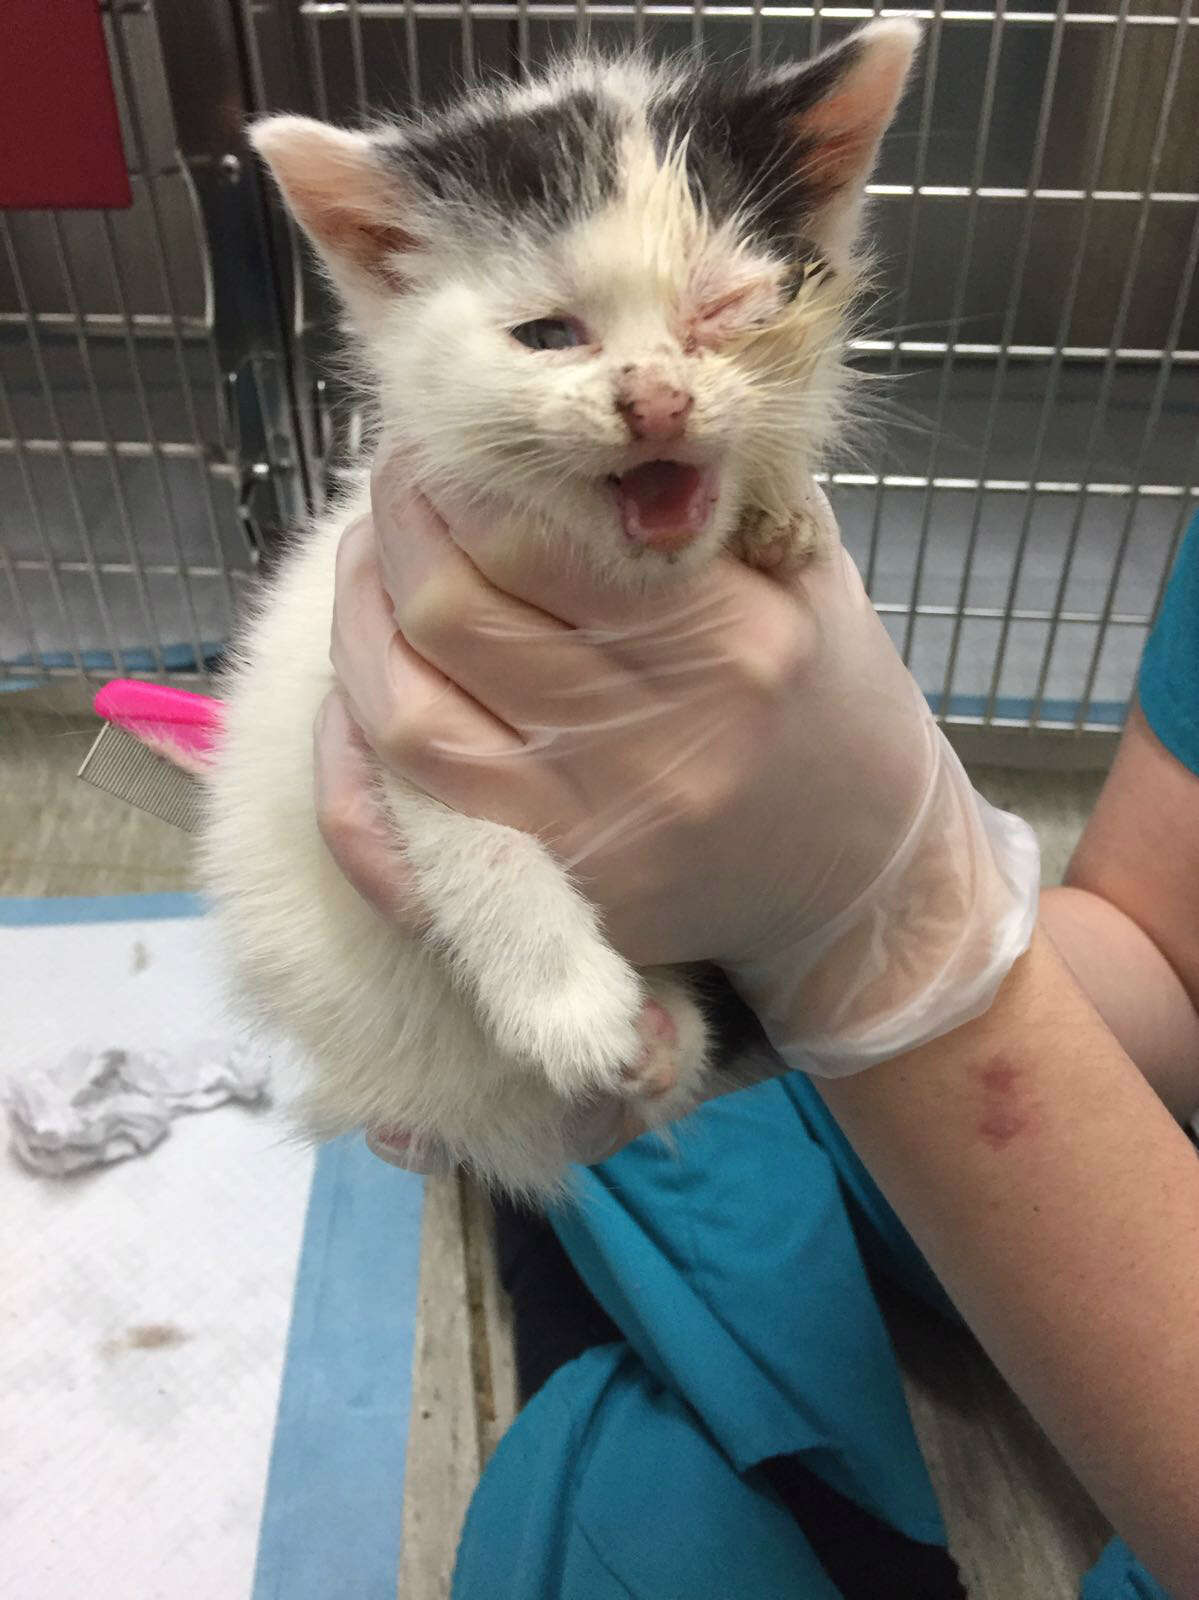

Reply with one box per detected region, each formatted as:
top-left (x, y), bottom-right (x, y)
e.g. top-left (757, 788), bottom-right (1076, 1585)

top-left (510, 317), bottom-right (587, 351)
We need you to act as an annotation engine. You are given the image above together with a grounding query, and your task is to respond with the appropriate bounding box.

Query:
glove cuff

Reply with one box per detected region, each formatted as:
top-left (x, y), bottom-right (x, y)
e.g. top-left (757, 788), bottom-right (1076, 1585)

top-left (737, 729), bottom-right (1041, 1077)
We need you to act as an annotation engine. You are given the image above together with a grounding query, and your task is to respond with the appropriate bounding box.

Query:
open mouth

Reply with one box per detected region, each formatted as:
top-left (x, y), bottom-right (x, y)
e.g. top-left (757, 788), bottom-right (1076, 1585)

top-left (607, 461), bottom-right (719, 555)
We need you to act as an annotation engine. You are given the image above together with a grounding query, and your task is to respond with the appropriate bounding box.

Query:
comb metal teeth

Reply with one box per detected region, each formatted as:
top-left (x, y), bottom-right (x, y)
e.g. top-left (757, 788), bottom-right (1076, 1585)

top-left (77, 723), bottom-right (201, 833)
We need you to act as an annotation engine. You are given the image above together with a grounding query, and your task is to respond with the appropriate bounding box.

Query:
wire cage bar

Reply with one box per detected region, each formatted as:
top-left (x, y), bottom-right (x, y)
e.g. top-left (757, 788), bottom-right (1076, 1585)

top-left (2, 0), bottom-right (1197, 760)
top-left (0, 0), bottom-right (306, 688)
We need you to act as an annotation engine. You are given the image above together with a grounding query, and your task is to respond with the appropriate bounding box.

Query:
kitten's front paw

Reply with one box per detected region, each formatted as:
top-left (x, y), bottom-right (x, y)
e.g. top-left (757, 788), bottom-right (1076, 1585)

top-left (732, 502), bottom-right (823, 578)
top-left (621, 971), bottom-right (710, 1121)
top-left (623, 998), bottom-right (681, 1101)
top-left (488, 954), bottom-right (708, 1120)
top-left (486, 943), bottom-right (646, 1098)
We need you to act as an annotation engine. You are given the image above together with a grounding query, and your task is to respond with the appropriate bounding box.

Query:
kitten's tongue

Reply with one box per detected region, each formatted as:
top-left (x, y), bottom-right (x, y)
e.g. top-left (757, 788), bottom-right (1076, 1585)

top-left (613, 462), bottom-right (714, 554)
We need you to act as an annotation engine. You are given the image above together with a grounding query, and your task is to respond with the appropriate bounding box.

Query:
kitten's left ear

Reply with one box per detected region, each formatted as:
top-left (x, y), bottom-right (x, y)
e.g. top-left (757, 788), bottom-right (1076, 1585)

top-left (250, 116), bottom-right (418, 307)
top-left (751, 18), bottom-right (921, 260)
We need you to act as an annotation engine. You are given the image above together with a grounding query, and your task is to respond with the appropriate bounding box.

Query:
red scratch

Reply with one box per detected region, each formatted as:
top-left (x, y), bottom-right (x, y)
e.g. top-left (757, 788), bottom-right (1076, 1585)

top-left (977, 1055), bottom-right (1033, 1150)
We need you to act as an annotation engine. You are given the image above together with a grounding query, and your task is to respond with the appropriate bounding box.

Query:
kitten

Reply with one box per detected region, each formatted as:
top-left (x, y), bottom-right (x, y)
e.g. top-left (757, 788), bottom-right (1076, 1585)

top-left (200, 21), bottom-right (919, 1196)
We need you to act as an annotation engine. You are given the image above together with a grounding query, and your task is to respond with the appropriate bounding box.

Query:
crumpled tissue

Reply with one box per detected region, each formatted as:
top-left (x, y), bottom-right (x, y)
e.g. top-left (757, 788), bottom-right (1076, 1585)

top-left (4, 1043), bottom-right (270, 1176)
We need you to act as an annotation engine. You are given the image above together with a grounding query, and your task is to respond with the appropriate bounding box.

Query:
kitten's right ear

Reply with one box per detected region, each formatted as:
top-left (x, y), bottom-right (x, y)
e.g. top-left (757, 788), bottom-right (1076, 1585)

top-left (249, 116), bottom-right (417, 296)
top-left (736, 19), bottom-right (921, 265)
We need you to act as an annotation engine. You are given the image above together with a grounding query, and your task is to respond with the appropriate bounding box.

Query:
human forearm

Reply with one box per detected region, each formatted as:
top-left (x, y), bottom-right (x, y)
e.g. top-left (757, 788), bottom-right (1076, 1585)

top-left (1037, 702), bottom-right (1199, 1126)
top-left (1041, 884), bottom-right (1199, 1122)
top-left (817, 931), bottom-right (1199, 1598)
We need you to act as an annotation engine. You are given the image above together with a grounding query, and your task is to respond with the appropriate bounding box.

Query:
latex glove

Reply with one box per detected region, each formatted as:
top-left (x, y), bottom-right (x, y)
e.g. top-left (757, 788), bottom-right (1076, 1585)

top-left (320, 450), bottom-right (1039, 1154)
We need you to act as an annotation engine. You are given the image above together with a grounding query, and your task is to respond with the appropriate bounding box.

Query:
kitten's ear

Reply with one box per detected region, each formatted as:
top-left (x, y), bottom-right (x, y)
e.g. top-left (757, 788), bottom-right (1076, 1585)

top-left (755, 18), bottom-right (920, 258)
top-left (249, 116), bottom-right (417, 297)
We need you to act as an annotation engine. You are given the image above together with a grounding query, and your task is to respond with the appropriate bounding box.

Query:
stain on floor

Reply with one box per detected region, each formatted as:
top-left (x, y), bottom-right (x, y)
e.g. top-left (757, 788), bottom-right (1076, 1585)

top-left (101, 1322), bottom-right (190, 1358)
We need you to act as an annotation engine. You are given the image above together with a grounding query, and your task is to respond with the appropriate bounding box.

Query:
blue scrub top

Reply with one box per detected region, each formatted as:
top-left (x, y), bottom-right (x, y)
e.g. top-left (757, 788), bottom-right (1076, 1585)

top-left (1140, 510), bottom-right (1199, 777)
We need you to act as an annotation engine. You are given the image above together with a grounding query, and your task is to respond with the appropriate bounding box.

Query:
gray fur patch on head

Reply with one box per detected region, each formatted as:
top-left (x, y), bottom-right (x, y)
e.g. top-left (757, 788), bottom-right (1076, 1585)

top-left (647, 46), bottom-right (862, 262)
top-left (374, 42), bottom-right (882, 271)
top-left (383, 86), bottom-right (625, 237)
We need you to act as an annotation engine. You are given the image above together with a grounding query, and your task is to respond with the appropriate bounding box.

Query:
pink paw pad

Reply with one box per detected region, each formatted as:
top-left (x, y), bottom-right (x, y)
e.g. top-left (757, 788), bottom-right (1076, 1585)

top-left (370, 1124), bottom-right (412, 1154)
top-left (365, 1125), bottom-right (451, 1175)
top-left (751, 538), bottom-right (788, 571)
top-left (624, 998), bottom-right (680, 1101)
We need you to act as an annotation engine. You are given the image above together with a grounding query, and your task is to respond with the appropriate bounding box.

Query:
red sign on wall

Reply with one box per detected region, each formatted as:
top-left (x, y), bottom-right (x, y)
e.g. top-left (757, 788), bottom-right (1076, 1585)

top-left (1, 0), bottom-right (133, 209)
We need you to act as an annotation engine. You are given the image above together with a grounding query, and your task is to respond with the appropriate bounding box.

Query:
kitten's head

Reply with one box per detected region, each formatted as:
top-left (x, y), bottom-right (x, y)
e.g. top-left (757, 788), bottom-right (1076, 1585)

top-left (253, 21), bottom-right (917, 583)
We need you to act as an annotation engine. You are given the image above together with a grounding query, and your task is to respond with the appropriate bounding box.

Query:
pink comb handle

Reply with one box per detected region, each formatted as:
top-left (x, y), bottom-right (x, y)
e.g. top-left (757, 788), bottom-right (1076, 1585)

top-left (93, 680), bottom-right (224, 773)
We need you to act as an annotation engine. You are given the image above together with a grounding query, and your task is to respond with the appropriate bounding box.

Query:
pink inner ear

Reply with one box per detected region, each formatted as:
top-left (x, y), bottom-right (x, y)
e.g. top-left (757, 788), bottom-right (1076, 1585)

top-left (282, 176), bottom-right (415, 283)
top-left (326, 210), bottom-right (416, 281)
top-left (787, 28), bottom-right (916, 198)
top-left (789, 83), bottom-right (901, 201)
top-left (254, 118), bottom-right (418, 286)
top-left (790, 99), bottom-right (876, 190)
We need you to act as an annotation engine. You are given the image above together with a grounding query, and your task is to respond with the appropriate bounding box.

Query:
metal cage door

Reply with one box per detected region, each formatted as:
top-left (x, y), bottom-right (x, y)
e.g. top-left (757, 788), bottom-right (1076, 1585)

top-left (229, 0), bottom-right (1199, 759)
top-left (1, 0), bottom-right (309, 690)
top-left (4, 0), bottom-right (1197, 766)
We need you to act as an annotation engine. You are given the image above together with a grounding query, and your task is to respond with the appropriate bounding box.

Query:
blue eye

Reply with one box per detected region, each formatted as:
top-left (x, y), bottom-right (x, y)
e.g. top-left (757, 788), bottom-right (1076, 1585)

top-left (510, 318), bottom-right (585, 351)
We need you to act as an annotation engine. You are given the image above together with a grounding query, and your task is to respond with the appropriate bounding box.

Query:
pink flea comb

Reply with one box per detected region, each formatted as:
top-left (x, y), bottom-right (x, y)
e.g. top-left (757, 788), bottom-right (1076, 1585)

top-left (77, 681), bottom-right (224, 833)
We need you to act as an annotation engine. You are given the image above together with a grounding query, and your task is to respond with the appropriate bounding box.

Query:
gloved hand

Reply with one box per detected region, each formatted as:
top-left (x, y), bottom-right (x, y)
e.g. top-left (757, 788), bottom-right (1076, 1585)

top-left (319, 449), bottom-right (1039, 1163)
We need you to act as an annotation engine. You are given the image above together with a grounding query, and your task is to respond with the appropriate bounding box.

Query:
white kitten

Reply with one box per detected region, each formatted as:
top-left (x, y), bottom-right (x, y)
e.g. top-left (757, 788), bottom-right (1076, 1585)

top-left (200, 22), bottom-right (919, 1197)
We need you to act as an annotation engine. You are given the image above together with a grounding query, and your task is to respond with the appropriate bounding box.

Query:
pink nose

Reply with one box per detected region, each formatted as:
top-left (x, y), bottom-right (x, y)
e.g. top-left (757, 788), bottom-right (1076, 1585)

top-left (615, 377), bottom-right (693, 442)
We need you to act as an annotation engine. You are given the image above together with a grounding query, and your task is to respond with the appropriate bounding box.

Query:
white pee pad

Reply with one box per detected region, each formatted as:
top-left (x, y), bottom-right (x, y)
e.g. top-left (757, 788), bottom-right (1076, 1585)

top-left (1, 898), bottom-right (314, 1600)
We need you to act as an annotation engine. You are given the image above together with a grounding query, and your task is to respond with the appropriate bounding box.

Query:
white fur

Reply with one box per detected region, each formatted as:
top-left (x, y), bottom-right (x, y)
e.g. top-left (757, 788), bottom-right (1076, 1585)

top-left (200, 32), bottom-right (916, 1196)
top-left (203, 490), bottom-right (707, 1195)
